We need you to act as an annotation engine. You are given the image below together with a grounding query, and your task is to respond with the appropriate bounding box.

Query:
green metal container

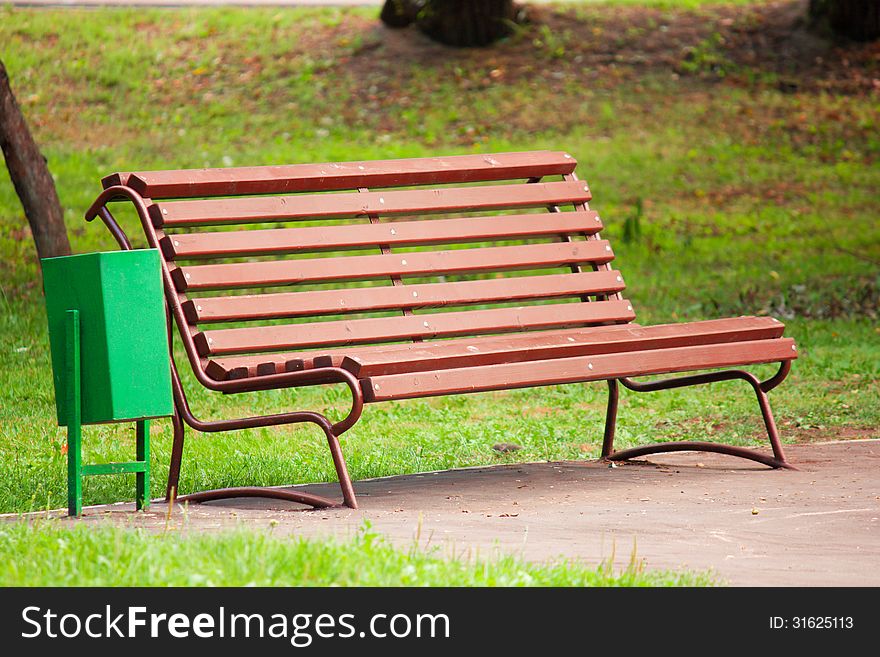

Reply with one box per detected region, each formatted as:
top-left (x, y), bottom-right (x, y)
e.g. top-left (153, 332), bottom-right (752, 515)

top-left (42, 249), bottom-right (173, 425)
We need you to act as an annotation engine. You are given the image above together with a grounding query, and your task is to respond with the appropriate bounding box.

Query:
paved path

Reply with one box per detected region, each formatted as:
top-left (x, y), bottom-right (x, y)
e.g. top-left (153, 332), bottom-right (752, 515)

top-left (26, 440), bottom-right (880, 586)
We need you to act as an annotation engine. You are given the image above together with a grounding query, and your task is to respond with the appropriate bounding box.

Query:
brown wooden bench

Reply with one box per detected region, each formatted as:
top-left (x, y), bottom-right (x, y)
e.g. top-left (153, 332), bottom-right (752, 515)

top-left (84, 150), bottom-right (798, 509)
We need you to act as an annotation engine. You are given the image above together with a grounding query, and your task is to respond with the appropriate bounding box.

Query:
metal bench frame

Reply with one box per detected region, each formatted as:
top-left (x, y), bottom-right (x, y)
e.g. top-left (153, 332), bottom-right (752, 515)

top-left (84, 151), bottom-right (796, 510)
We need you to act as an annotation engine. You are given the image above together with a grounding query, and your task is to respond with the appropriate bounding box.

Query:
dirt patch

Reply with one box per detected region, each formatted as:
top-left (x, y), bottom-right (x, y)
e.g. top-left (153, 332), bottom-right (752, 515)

top-left (656, 417), bottom-right (878, 445)
top-left (11, 1), bottom-right (878, 154)
top-left (788, 425), bottom-right (878, 443)
top-left (320, 1), bottom-right (879, 152)
top-left (342, 1), bottom-right (879, 95)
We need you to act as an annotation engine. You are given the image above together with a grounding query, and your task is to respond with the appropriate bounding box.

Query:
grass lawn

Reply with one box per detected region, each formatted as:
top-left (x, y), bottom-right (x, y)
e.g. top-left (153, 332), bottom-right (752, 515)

top-left (0, 1), bottom-right (877, 585)
top-left (0, 521), bottom-right (713, 586)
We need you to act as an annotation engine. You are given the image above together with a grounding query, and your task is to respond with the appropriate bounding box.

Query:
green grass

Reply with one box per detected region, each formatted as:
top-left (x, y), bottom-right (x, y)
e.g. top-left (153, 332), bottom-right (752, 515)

top-left (0, 1), bottom-right (877, 585)
top-left (0, 521), bottom-right (713, 586)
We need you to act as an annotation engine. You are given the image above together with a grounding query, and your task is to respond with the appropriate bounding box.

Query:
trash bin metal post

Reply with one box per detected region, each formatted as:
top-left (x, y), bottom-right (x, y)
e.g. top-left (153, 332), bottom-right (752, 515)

top-left (65, 309), bottom-right (83, 517)
top-left (136, 420), bottom-right (150, 511)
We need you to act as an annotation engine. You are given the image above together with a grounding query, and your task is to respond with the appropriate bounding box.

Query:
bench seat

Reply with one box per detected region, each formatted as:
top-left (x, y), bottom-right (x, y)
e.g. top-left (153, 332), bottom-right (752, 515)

top-left (361, 336), bottom-right (795, 402)
top-left (204, 316), bottom-right (789, 387)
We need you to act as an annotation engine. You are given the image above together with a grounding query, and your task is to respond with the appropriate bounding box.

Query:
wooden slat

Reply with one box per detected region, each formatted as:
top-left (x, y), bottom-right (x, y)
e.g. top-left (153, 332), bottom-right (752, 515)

top-left (104, 151), bottom-right (577, 199)
top-left (362, 338), bottom-right (798, 402)
top-left (172, 240), bottom-right (615, 291)
top-left (185, 270), bottom-right (626, 323)
top-left (149, 181), bottom-right (591, 227)
top-left (205, 316), bottom-right (785, 380)
top-left (343, 316), bottom-right (787, 377)
top-left (194, 299), bottom-right (636, 356)
top-left (204, 324), bottom-right (638, 380)
top-left (161, 211), bottom-right (602, 260)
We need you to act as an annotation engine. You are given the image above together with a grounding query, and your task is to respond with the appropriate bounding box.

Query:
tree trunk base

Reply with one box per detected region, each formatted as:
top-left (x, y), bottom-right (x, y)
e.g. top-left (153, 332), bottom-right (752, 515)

top-left (809, 0), bottom-right (880, 41)
top-left (380, 0), bottom-right (516, 47)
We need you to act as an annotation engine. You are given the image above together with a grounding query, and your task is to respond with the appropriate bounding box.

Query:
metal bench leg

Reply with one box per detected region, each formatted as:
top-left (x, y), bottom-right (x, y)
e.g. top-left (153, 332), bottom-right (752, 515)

top-left (324, 425), bottom-right (358, 509)
top-left (169, 418), bottom-right (357, 510)
top-left (601, 361), bottom-right (797, 470)
top-left (165, 356), bottom-right (360, 509)
top-left (165, 404), bottom-right (186, 502)
top-left (601, 378), bottom-right (619, 459)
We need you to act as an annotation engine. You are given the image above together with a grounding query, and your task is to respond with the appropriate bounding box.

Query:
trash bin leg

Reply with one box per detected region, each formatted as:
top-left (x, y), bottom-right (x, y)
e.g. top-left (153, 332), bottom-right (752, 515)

top-left (136, 420), bottom-right (150, 511)
top-left (65, 310), bottom-right (83, 517)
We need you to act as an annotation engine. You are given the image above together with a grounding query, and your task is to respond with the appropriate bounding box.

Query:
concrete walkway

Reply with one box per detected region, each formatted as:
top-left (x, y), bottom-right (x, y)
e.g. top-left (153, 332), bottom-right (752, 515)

top-left (52, 440), bottom-right (880, 586)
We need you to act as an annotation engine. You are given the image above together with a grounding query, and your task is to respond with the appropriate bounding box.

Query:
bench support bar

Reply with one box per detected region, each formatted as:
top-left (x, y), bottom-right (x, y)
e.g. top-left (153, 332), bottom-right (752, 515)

top-left (601, 361), bottom-right (796, 470)
top-left (164, 348), bottom-right (358, 509)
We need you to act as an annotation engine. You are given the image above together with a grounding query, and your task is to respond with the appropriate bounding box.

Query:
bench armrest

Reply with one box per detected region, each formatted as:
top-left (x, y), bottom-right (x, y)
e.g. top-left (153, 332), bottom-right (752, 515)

top-left (207, 364), bottom-right (365, 435)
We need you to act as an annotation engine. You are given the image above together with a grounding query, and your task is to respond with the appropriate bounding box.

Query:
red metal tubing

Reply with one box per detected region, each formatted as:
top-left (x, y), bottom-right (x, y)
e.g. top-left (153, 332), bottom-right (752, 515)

top-left (607, 442), bottom-right (793, 470)
top-left (760, 359), bottom-right (792, 393)
top-left (97, 206), bottom-right (132, 251)
top-left (166, 362), bottom-right (359, 507)
top-left (601, 379), bottom-right (619, 458)
top-left (603, 361), bottom-right (796, 469)
top-left (618, 360), bottom-right (791, 395)
top-left (169, 355), bottom-right (333, 434)
top-left (620, 368), bottom-right (757, 394)
top-left (174, 486), bottom-right (340, 509)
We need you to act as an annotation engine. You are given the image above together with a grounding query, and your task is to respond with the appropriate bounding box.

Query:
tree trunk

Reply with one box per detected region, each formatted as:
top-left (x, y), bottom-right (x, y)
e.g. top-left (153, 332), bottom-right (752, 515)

top-left (0, 58), bottom-right (70, 261)
top-left (380, 0), bottom-right (516, 47)
top-left (380, 0), bottom-right (419, 28)
top-left (809, 0), bottom-right (880, 41)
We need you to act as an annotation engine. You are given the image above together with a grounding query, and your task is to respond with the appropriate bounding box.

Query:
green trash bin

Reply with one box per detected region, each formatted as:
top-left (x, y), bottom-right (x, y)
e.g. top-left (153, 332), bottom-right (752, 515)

top-left (42, 249), bottom-right (174, 516)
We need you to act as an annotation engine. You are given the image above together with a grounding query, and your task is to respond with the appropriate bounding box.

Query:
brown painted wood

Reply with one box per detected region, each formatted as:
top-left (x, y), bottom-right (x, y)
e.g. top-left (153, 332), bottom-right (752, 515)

top-left (149, 180), bottom-right (591, 227)
top-left (343, 316), bottom-right (787, 377)
top-left (103, 151), bottom-right (577, 199)
top-left (203, 325), bottom-right (638, 380)
top-left (206, 353), bottom-right (340, 380)
top-left (208, 317), bottom-right (785, 380)
top-left (362, 338), bottom-right (798, 402)
top-left (203, 317), bottom-right (785, 381)
top-left (160, 211), bottom-right (602, 260)
top-left (172, 240), bottom-right (615, 291)
top-left (194, 299), bottom-right (636, 356)
top-left (184, 270), bottom-right (625, 323)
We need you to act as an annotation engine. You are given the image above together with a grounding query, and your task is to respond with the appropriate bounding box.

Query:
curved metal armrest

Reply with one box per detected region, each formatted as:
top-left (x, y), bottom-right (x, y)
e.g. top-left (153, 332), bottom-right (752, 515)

top-left (209, 364), bottom-right (365, 435)
top-left (84, 185), bottom-right (148, 222)
top-left (84, 185), bottom-right (150, 251)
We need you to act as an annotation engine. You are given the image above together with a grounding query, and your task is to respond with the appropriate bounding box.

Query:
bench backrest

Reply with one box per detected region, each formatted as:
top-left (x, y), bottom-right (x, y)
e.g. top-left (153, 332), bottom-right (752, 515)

top-left (105, 151), bottom-right (635, 378)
